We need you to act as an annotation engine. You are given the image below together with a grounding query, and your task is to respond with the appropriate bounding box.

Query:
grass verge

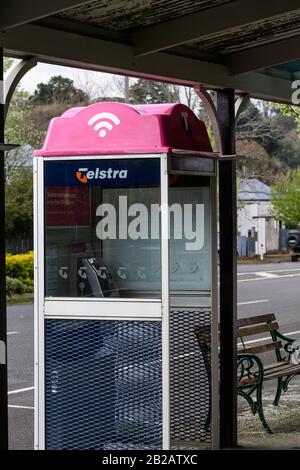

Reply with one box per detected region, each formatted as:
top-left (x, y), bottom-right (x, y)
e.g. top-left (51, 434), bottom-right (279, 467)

top-left (7, 293), bottom-right (34, 305)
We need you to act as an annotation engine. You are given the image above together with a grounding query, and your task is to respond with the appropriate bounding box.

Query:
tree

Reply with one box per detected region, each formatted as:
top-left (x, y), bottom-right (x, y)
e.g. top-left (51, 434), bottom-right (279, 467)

top-left (4, 56), bottom-right (13, 72)
top-left (74, 70), bottom-right (113, 102)
top-left (236, 140), bottom-right (285, 185)
top-left (273, 130), bottom-right (300, 169)
top-left (129, 79), bottom-right (179, 104)
top-left (236, 100), bottom-right (300, 177)
top-left (278, 104), bottom-right (300, 134)
top-left (25, 101), bottom-right (74, 149)
top-left (5, 167), bottom-right (33, 239)
top-left (30, 75), bottom-right (88, 105)
top-left (4, 59), bottom-right (33, 181)
top-left (271, 168), bottom-right (300, 228)
top-left (25, 76), bottom-right (90, 149)
top-left (236, 101), bottom-right (284, 152)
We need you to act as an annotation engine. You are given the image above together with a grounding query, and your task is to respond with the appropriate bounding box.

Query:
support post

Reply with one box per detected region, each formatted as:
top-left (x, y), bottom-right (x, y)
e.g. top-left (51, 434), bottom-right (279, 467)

top-left (217, 88), bottom-right (237, 449)
top-left (0, 48), bottom-right (8, 450)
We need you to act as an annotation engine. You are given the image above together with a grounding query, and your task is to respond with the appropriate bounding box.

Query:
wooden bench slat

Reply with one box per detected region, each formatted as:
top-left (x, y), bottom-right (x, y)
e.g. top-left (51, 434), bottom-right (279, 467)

top-left (238, 322), bottom-right (278, 337)
top-left (264, 362), bottom-right (300, 372)
top-left (239, 340), bottom-right (282, 355)
top-left (254, 362), bottom-right (297, 375)
top-left (263, 364), bottom-right (300, 380)
top-left (248, 361), bottom-right (287, 376)
top-left (238, 363), bottom-right (300, 385)
top-left (238, 377), bottom-right (258, 386)
top-left (237, 314), bottom-right (276, 328)
top-left (263, 361), bottom-right (287, 371)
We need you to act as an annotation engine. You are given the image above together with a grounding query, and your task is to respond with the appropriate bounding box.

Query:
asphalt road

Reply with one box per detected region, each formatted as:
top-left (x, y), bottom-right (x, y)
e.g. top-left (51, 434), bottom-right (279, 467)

top-left (7, 303), bottom-right (34, 450)
top-left (237, 262), bottom-right (300, 333)
top-left (7, 261), bottom-right (300, 449)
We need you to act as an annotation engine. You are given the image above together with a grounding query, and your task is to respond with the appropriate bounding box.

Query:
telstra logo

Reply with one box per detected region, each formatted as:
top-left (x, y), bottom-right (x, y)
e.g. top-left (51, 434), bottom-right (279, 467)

top-left (76, 167), bottom-right (128, 183)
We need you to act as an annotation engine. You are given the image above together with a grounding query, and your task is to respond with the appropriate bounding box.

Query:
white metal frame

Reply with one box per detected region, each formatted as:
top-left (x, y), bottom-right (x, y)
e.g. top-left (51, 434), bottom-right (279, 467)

top-left (34, 156), bottom-right (45, 450)
top-left (35, 153), bottom-right (167, 449)
top-left (34, 152), bottom-right (218, 450)
top-left (43, 152), bottom-right (163, 319)
top-left (167, 163), bottom-right (219, 449)
top-left (160, 154), bottom-right (170, 449)
top-left (210, 175), bottom-right (219, 449)
top-left (44, 298), bottom-right (162, 320)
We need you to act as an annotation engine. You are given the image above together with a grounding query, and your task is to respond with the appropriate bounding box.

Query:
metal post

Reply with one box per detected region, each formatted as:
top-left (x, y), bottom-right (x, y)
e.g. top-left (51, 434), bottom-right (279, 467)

top-left (217, 88), bottom-right (237, 449)
top-left (124, 76), bottom-right (129, 103)
top-left (0, 48), bottom-right (8, 450)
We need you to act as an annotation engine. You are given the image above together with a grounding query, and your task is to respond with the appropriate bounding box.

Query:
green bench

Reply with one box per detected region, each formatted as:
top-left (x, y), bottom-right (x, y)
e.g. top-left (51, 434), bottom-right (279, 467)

top-left (194, 313), bottom-right (300, 433)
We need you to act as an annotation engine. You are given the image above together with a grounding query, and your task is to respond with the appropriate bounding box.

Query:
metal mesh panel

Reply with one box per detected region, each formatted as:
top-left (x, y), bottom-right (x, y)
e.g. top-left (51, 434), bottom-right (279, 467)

top-left (45, 319), bottom-right (162, 450)
top-left (170, 308), bottom-right (212, 448)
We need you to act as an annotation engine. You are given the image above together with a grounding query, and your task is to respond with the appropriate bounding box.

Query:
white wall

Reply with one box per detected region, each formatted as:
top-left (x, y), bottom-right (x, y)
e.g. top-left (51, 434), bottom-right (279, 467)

top-left (238, 201), bottom-right (279, 255)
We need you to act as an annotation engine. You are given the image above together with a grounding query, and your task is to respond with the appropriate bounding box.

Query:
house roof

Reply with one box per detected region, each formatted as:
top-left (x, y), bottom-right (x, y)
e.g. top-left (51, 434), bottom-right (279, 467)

top-left (238, 178), bottom-right (271, 201)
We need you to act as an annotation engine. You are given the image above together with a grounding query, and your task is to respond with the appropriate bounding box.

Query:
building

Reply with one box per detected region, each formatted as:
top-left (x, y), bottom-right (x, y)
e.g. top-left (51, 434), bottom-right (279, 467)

top-left (238, 179), bottom-right (280, 257)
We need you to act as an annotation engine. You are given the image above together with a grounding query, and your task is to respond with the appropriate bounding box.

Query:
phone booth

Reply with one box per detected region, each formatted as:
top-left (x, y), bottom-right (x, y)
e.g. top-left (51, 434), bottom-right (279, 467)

top-left (34, 101), bottom-right (219, 450)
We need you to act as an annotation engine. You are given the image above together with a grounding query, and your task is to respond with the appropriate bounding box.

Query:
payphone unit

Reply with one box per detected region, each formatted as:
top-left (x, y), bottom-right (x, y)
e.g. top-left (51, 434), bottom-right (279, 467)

top-left (34, 102), bottom-right (219, 449)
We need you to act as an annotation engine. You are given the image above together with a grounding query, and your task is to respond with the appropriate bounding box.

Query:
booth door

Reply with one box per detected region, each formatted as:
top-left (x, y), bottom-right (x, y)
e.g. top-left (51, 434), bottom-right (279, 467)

top-left (38, 156), bottom-right (165, 450)
top-left (167, 158), bottom-right (218, 449)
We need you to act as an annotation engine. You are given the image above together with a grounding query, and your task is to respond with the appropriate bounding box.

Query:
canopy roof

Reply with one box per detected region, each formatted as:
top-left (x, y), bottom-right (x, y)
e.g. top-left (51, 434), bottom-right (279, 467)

top-left (2, 0), bottom-right (300, 103)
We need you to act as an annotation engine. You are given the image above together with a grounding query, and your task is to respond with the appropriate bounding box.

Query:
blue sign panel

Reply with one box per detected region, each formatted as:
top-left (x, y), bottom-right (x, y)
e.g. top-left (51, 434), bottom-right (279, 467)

top-left (45, 158), bottom-right (160, 187)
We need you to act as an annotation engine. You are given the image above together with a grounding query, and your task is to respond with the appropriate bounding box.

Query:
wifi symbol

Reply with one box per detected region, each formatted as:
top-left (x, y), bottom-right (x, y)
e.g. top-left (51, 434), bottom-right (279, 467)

top-left (88, 112), bottom-right (121, 138)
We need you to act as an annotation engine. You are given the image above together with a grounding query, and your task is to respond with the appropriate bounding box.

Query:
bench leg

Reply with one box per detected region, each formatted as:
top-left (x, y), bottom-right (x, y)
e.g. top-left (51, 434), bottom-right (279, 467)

top-left (273, 378), bottom-right (283, 406)
top-left (256, 385), bottom-right (272, 433)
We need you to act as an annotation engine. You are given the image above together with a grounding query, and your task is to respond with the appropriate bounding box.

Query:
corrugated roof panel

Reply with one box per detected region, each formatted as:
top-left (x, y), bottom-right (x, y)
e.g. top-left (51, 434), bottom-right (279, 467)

top-left (56, 0), bottom-right (234, 32)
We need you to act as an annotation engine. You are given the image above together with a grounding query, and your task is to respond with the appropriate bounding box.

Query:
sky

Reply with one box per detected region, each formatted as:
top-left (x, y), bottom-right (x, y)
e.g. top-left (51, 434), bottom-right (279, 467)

top-left (4, 58), bottom-right (265, 113)
top-left (5, 59), bottom-right (125, 98)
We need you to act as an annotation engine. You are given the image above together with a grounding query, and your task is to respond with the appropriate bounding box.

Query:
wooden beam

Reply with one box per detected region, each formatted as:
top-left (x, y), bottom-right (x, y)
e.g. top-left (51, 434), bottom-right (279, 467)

top-left (229, 34), bottom-right (300, 75)
top-left (2, 23), bottom-right (295, 103)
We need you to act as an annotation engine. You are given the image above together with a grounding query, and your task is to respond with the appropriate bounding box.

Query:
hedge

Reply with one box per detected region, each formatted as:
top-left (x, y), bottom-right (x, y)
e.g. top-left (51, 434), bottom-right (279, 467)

top-left (6, 276), bottom-right (32, 296)
top-left (6, 251), bottom-right (34, 287)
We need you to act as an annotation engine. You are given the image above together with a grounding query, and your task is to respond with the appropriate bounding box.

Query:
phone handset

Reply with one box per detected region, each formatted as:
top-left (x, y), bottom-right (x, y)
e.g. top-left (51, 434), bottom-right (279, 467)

top-left (94, 266), bottom-right (108, 279)
top-left (81, 257), bottom-right (119, 298)
top-left (58, 267), bottom-right (68, 279)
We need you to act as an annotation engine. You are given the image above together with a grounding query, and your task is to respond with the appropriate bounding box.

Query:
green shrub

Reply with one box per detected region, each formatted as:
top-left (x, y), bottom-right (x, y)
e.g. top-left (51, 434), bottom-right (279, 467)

top-left (6, 276), bottom-right (27, 296)
top-left (6, 251), bottom-right (33, 286)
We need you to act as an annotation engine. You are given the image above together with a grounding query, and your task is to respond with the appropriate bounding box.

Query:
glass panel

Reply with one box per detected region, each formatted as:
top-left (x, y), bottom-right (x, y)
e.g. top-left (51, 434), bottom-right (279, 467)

top-left (169, 175), bottom-right (211, 292)
top-left (44, 158), bottom-right (161, 298)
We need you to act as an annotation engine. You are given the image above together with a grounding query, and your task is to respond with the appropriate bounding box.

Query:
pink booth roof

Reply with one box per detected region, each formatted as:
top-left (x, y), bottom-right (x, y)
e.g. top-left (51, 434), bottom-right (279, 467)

top-left (34, 101), bottom-right (219, 157)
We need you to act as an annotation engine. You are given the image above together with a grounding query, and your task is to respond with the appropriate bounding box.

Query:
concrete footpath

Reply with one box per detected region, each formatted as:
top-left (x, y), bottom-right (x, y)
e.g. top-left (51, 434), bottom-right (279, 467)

top-left (238, 252), bottom-right (292, 264)
top-left (239, 379), bottom-right (300, 449)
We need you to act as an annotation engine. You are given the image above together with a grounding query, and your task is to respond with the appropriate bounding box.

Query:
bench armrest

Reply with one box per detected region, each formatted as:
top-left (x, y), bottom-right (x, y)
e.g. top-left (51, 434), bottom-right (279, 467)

top-left (237, 353), bottom-right (264, 384)
top-left (272, 329), bottom-right (294, 345)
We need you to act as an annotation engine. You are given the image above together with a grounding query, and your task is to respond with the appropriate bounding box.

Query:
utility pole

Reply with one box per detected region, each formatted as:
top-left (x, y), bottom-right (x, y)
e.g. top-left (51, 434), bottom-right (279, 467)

top-left (124, 76), bottom-right (129, 103)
